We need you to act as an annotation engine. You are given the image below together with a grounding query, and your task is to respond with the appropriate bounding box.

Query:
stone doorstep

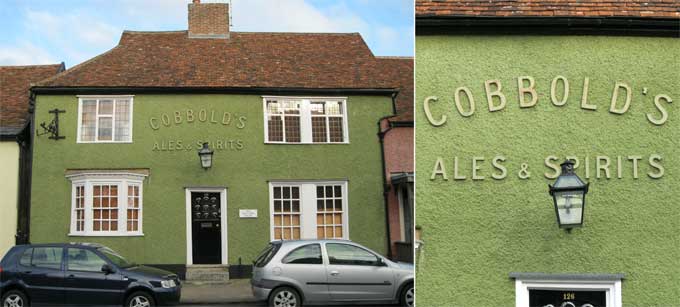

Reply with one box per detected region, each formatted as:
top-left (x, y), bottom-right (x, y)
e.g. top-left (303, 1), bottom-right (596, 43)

top-left (180, 278), bottom-right (257, 305)
top-left (185, 265), bottom-right (231, 283)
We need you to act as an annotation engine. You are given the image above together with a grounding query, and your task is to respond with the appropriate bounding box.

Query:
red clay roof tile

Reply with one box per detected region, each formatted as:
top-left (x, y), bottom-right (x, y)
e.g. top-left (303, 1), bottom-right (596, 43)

top-left (0, 64), bottom-right (64, 132)
top-left (36, 30), bottom-right (413, 121)
top-left (416, 0), bottom-right (680, 18)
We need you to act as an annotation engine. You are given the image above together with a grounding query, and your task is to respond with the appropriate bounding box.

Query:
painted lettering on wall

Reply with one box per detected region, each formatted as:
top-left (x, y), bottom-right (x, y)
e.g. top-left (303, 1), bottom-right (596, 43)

top-left (149, 109), bottom-right (247, 130)
top-left (152, 140), bottom-right (245, 152)
top-left (423, 76), bottom-right (673, 126)
top-left (430, 154), bottom-right (664, 181)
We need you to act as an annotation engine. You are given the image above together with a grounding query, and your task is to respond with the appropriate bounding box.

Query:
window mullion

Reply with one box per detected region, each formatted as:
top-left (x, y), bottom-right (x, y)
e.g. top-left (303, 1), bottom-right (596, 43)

top-left (301, 100), bottom-right (312, 143)
top-left (94, 100), bottom-right (100, 142)
top-left (119, 181), bottom-right (127, 233)
top-left (84, 183), bottom-right (93, 233)
top-left (111, 99), bottom-right (117, 142)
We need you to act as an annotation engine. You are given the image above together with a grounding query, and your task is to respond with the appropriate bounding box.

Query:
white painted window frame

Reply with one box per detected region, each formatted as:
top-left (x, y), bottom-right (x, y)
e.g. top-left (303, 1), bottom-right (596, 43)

top-left (184, 187), bottom-right (228, 266)
top-left (66, 172), bottom-right (146, 237)
top-left (269, 181), bottom-right (349, 241)
top-left (262, 96), bottom-right (349, 144)
top-left (77, 95), bottom-right (134, 143)
top-left (514, 277), bottom-right (622, 307)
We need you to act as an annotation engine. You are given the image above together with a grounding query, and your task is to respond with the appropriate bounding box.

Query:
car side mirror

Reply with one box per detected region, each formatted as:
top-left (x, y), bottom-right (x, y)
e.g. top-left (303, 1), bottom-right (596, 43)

top-left (101, 264), bottom-right (115, 274)
top-left (376, 258), bottom-right (387, 267)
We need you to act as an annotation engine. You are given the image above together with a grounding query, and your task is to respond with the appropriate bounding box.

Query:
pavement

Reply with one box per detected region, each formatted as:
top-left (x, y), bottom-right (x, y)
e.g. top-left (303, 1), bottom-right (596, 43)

top-left (178, 279), bottom-right (397, 306)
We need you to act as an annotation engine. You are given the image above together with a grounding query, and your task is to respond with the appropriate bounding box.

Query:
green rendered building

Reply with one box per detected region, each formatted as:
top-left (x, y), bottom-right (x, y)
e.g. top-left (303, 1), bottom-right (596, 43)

top-left (28, 2), bottom-right (408, 279)
top-left (415, 1), bottom-right (679, 306)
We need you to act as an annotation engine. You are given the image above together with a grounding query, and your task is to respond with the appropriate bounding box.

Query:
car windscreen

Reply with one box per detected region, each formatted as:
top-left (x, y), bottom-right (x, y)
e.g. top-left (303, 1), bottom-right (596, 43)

top-left (98, 247), bottom-right (135, 268)
top-left (254, 243), bottom-right (281, 267)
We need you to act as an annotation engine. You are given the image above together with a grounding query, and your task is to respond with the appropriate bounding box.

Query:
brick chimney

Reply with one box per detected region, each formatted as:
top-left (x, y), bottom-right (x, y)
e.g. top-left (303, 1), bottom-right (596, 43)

top-left (188, 0), bottom-right (230, 39)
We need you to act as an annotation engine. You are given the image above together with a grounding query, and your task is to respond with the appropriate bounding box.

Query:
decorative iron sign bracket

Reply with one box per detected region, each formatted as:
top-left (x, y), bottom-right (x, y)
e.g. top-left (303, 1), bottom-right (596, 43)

top-left (37, 109), bottom-right (66, 140)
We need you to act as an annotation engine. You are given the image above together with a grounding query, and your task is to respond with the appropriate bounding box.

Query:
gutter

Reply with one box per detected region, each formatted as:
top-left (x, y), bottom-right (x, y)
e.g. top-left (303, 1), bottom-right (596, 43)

top-left (30, 86), bottom-right (399, 96)
top-left (377, 91), bottom-right (399, 259)
top-left (416, 16), bottom-right (680, 37)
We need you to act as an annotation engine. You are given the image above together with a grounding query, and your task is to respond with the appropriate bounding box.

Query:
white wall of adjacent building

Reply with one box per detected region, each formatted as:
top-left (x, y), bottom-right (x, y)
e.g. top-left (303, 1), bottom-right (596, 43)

top-left (0, 141), bottom-right (18, 258)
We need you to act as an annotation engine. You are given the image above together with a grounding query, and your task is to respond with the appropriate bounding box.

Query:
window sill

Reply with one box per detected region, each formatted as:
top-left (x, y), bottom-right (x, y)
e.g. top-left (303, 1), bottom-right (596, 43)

top-left (68, 232), bottom-right (144, 237)
top-left (76, 141), bottom-right (133, 144)
top-left (264, 142), bottom-right (350, 145)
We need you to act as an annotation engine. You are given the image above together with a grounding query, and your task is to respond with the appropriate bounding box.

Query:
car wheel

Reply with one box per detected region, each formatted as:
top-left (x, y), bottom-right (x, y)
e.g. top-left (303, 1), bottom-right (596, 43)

top-left (400, 283), bottom-right (414, 307)
top-left (2, 290), bottom-right (29, 307)
top-left (269, 286), bottom-right (302, 307)
top-left (125, 291), bottom-right (155, 307)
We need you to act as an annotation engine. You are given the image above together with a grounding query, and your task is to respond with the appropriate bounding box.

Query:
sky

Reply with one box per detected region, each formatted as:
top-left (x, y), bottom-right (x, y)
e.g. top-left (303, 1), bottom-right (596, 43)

top-left (0, 0), bottom-right (414, 68)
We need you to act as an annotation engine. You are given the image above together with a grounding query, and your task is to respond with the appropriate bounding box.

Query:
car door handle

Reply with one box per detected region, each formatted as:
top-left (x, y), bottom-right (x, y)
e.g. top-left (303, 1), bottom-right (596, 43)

top-left (67, 274), bottom-right (76, 279)
top-left (23, 271), bottom-right (31, 274)
top-left (330, 271), bottom-right (340, 276)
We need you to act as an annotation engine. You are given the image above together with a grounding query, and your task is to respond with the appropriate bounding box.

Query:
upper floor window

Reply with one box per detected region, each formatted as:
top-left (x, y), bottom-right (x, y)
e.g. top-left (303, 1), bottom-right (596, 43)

top-left (77, 96), bottom-right (133, 143)
top-left (263, 97), bottom-right (348, 144)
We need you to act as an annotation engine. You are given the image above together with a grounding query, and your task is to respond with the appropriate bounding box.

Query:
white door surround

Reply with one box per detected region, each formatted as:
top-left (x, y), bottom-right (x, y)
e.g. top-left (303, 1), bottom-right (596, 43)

top-left (185, 187), bottom-right (228, 266)
top-left (511, 272), bottom-right (624, 307)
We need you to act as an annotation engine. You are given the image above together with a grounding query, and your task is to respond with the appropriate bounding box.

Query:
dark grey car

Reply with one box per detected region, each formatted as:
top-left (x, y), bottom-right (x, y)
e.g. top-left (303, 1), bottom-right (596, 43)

top-left (251, 240), bottom-right (414, 307)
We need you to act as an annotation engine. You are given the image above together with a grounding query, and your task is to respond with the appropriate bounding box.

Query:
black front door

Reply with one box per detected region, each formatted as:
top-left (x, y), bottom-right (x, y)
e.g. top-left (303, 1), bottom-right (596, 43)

top-left (529, 289), bottom-right (606, 307)
top-left (191, 192), bottom-right (222, 264)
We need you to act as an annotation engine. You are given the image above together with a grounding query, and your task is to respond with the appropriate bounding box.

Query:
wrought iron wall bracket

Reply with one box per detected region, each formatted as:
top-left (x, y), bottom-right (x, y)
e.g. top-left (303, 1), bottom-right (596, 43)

top-left (37, 109), bottom-right (66, 140)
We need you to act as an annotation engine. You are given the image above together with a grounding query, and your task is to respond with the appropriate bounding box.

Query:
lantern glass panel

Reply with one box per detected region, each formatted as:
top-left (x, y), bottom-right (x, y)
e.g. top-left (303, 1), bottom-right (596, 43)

top-left (200, 154), bottom-right (212, 168)
top-left (554, 174), bottom-right (585, 189)
top-left (554, 190), bottom-right (584, 226)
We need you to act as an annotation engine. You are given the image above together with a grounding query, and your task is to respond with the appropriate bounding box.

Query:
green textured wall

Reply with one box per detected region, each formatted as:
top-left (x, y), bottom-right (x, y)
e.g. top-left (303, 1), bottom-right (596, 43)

top-left (416, 36), bottom-right (679, 306)
top-left (31, 94), bottom-right (391, 265)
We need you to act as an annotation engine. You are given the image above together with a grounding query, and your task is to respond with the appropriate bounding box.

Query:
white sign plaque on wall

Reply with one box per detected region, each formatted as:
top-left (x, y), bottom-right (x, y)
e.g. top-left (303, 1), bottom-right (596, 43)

top-left (239, 209), bottom-right (258, 218)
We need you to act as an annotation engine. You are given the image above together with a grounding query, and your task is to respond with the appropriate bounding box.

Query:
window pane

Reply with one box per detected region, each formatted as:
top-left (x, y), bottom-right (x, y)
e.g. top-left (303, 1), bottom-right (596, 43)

top-left (284, 116), bottom-right (301, 143)
top-left (327, 243), bottom-right (379, 266)
top-left (329, 117), bottom-right (344, 142)
top-left (98, 117), bottom-right (113, 141)
top-left (311, 117), bottom-right (327, 143)
top-left (31, 247), bottom-right (63, 270)
top-left (81, 100), bottom-right (96, 141)
top-left (19, 249), bottom-right (32, 266)
top-left (268, 116), bottom-right (283, 142)
top-left (98, 100), bottom-right (113, 115)
top-left (67, 249), bottom-right (107, 272)
top-left (282, 244), bottom-right (322, 264)
top-left (114, 99), bottom-right (130, 142)
top-left (327, 101), bottom-right (343, 115)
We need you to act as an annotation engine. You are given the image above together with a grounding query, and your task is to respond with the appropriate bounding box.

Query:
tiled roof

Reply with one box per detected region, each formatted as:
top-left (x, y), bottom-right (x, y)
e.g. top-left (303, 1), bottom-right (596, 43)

top-left (376, 57), bottom-right (414, 122)
top-left (0, 64), bottom-right (64, 134)
top-left (38, 31), bottom-right (401, 90)
top-left (416, 0), bottom-right (680, 18)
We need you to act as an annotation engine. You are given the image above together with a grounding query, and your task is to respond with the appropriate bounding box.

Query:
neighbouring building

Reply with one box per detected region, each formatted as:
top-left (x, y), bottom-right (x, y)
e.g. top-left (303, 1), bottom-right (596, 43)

top-left (378, 57), bottom-right (414, 263)
top-left (28, 1), bottom-right (412, 279)
top-left (0, 64), bottom-right (64, 257)
top-left (416, 0), bottom-right (678, 306)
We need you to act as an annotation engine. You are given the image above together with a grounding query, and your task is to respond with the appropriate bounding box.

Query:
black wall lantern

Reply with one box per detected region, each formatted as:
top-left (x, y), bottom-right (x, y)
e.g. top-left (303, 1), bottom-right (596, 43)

top-left (548, 160), bottom-right (589, 230)
top-left (198, 142), bottom-right (214, 169)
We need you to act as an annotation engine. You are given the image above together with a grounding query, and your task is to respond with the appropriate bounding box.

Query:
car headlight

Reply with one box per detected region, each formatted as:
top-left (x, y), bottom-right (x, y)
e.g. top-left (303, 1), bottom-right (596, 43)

top-left (161, 279), bottom-right (177, 288)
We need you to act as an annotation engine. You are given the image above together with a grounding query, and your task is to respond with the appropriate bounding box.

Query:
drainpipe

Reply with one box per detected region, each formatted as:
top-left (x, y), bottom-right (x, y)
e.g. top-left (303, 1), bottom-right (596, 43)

top-left (377, 90), bottom-right (398, 260)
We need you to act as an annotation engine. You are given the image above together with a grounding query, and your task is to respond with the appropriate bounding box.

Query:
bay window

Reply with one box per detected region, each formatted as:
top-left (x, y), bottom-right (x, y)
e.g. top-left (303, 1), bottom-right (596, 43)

top-left (263, 97), bottom-right (348, 144)
top-left (270, 181), bottom-right (348, 241)
top-left (66, 171), bottom-right (146, 236)
top-left (78, 96), bottom-right (133, 143)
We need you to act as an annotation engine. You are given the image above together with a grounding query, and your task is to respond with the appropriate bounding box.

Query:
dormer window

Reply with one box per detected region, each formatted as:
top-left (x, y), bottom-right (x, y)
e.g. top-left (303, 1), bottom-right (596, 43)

top-left (263, 97), bottom-right (348, 144)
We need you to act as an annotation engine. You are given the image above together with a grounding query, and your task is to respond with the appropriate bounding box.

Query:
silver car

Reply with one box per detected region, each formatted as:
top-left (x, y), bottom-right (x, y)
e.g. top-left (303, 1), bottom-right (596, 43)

top-left (251, 240), bottom-right (414, 307)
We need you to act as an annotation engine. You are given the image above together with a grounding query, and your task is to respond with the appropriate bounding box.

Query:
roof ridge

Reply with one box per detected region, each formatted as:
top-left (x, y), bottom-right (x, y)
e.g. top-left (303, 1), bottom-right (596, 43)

top-left (122, 30), bottom-right (187, 34)
top-left (234, 31), bottom-right (361, 36)
top-left (376, 56), bottom-right (414, 60)
top-left (0, 63), bottom-right (63, 69)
